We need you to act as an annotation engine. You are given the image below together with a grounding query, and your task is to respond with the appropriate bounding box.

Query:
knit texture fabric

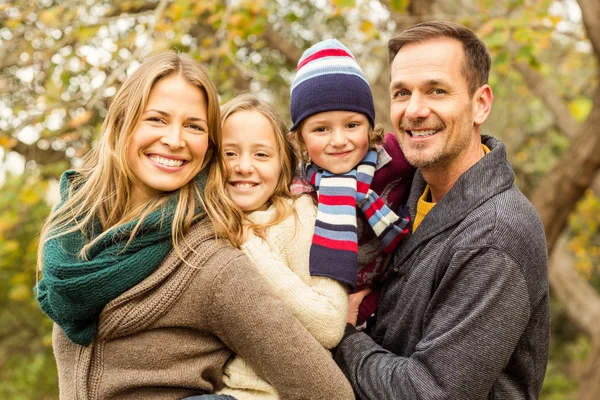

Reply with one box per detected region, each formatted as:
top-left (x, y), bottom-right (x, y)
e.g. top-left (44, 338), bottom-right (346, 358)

top-left (218, 195), bottom-right (348, 400)
top-left (307, 150), bottom-right (410, 289)
top-left (36, 169), bottom-right (206, 346)
top-left (289, 38), bottom-right (375, 131)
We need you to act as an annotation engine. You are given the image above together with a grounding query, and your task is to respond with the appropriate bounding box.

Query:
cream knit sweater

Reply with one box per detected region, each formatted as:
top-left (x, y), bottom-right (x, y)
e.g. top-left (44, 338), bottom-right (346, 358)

top-left (218, 195), bottom-right (349, 399)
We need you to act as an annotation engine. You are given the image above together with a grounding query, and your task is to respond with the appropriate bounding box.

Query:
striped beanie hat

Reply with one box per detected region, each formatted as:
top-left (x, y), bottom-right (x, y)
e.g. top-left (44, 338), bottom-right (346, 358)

top-left (290, 39), bottom-right (375, 132)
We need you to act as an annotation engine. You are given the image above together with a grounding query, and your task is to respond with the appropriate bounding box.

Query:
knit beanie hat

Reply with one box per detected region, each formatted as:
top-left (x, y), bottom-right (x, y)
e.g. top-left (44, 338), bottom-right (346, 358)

top-left (289, 39), bottom-right (375, 132)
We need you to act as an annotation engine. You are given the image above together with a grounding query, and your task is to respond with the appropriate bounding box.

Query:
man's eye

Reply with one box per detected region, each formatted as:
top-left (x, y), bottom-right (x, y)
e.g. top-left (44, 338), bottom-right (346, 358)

top-left (432, 89), bottom-right (446, 95)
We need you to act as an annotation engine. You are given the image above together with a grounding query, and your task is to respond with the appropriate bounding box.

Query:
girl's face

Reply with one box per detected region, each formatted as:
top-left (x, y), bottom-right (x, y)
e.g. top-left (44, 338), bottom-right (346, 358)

top-left (222, 110), bottom-right (282, 213)
top-left (127, 74), bottom-right (209, 205)
top-left (300, 111), bottom-right (370, 173)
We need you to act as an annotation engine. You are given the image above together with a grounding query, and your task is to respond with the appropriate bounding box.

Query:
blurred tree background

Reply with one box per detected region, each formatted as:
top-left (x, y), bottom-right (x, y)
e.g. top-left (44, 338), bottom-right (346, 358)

top-left (1, 0), bottom-right (599, 398)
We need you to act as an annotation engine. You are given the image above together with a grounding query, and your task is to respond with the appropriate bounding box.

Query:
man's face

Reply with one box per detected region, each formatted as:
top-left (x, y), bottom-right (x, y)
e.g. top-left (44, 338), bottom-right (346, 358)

top-left (389, 38), bottom-right (484, 174)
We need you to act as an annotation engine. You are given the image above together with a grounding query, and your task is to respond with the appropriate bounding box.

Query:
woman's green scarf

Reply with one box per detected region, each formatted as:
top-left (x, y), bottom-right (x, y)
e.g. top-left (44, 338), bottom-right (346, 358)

top-left (36, 170), bottom-right (206, 346)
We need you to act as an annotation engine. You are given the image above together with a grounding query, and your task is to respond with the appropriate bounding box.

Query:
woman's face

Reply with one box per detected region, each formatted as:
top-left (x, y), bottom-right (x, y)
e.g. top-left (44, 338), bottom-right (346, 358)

top-left (127, 74), bottom-right (210, 205)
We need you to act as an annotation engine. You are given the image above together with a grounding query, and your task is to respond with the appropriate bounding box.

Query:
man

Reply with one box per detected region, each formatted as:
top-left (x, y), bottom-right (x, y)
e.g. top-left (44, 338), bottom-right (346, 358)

top-left (334, 21), bottom-right (550, 399)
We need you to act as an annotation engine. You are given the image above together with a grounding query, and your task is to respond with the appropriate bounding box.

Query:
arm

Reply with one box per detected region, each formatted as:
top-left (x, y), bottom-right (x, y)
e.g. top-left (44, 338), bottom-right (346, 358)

top-left (209, 252), bottom-right (354, 400)
top-left (243, 237), bottom-right (348, 349)
top-left (335, 248), bottom-right (532, 399)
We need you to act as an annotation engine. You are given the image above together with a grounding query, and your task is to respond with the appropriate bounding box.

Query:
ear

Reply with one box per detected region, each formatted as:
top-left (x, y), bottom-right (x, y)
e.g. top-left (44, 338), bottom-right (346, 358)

top-left (473, 84), bottom-right (493, 125)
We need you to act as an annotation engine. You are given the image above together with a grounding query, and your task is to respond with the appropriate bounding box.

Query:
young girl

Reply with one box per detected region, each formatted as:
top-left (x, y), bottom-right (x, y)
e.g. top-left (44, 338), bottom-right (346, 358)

top-left (35, 51), bottom-right (353, 399)
top-left (210, 94), bottom-right (348, 399)
top-left (288, 39), bottom-right (416, 325)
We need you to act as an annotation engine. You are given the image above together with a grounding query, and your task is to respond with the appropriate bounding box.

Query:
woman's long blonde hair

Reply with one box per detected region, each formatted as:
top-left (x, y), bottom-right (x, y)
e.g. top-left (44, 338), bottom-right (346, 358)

top-left (205, 94), bottom-right (298, 248)
top-left (37, 51), bottom-right (221, 270)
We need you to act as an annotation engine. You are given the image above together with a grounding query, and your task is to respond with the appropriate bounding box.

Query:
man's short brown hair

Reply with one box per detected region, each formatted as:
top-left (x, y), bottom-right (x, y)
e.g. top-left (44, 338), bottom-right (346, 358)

top-left (388, 20), bottom-right (491, 96)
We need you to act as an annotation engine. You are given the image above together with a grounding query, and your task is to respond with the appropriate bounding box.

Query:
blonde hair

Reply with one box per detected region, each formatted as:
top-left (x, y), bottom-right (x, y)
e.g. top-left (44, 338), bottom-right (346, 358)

top-left (38, 50), bottom-right (221, 271)
top-left (205, 94), bottom-right (297, 248)
top-left (289, 119), bottom-right (385, 164)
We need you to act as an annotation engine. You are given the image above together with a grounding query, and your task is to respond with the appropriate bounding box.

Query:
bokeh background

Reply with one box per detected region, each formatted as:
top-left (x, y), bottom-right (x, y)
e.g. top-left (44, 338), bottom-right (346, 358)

top-left (1, 0), bottom-right (599, 398)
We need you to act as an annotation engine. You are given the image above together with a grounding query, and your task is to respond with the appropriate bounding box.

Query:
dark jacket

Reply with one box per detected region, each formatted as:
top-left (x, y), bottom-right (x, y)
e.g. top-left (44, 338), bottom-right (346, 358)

top-left (335, 136), bottom-right (550, 399)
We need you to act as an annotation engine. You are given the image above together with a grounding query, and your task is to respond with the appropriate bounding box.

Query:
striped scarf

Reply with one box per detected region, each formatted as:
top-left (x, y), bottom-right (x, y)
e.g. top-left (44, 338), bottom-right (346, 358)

top-left (307, 150), bottom-right (410, 289)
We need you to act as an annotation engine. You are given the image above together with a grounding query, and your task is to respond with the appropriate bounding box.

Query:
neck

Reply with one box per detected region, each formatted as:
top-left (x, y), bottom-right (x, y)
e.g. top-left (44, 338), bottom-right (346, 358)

top-left (421, 136), bottom-right (485, 203)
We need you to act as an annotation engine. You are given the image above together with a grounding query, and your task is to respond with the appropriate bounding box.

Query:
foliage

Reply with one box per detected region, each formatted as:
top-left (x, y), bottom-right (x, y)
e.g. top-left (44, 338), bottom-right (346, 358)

top-left (0, 172), bottom-right (57, 399)
top-left (568, 190), bottom-right (600, 288)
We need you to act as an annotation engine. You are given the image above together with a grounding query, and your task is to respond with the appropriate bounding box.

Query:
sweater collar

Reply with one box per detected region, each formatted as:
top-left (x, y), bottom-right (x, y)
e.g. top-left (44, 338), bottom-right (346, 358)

top-left (396, 135), bottom-right (514, 264)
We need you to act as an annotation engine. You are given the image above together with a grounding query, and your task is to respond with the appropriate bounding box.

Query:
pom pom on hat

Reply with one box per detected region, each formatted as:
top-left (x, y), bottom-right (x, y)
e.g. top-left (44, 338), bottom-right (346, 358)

top-left (290, 39), bottom-right (375, 132)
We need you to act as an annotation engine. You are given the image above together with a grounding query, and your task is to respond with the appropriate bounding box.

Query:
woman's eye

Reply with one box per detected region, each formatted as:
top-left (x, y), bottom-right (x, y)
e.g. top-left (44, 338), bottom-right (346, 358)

top-left (187, 124), bottom-right (207, 133)
top-left (147, 117), bottom-right (164, 123)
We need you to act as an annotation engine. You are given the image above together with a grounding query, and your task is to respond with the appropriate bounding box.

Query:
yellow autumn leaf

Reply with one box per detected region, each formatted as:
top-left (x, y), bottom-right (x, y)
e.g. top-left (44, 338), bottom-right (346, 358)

top-left (68, 110), bottom-right (93, 128)
top-left (19, 187), bottom-right (40, 205)
top-left (0, 135), bottom-right (18, 149)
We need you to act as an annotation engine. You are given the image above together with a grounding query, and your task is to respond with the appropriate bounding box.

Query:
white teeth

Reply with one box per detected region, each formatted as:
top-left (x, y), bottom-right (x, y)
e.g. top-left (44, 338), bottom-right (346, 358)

top-left (411, 129), bottom-right (438, 137)
top-left (149, 155), bottom-right (184, 167)
top-left (233, 183), bottom-right (256, 188)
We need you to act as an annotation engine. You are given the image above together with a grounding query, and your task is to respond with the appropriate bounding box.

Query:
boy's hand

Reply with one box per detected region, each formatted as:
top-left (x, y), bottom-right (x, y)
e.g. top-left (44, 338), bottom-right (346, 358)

top-left (347, 287), bottom-right (372, 326)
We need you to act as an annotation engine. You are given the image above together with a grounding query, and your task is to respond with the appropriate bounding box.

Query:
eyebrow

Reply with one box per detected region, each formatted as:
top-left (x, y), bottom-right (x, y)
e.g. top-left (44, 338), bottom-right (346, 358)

top-left (143, 109), bottom-right (207, 124)
top-left (390, 78), bottom-right (452, 90)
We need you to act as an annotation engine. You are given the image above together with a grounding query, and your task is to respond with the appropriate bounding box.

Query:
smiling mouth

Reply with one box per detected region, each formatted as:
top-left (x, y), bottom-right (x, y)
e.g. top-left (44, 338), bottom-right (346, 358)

top-left (148, 155), bottom-right (185, 167)
top-left (230, 182), bottom-right (258, 189)
top-left (407, 129), bottom-right (440, 138)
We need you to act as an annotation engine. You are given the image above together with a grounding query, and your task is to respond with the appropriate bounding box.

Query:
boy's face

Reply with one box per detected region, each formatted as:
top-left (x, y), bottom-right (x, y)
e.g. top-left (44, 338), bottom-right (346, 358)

top-left (300, 111), bottom-right (370, 174)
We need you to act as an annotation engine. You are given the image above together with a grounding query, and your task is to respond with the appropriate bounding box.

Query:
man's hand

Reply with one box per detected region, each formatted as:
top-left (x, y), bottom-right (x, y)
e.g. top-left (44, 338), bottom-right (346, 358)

top-left (347, 287), bottom-right (372, 326)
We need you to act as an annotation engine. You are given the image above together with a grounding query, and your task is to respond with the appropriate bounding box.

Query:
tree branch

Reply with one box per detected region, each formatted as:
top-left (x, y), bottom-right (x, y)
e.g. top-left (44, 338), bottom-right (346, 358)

top-left (530, 86), bottom-right (600, 253)
top-left (513, 61), bottom-right (580, 138)
top-left (578, 0), bottom-right (600, 60)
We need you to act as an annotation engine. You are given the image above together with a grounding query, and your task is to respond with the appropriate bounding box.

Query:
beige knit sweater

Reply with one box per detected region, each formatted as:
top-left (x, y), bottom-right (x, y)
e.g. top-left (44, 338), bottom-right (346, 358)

top-left (51, 218), bottom-right (353, 400)
top-left (217, 195), bottom-right (349, 399)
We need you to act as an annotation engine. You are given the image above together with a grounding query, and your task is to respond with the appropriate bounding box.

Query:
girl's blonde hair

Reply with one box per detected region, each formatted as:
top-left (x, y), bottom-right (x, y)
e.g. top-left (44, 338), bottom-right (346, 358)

top-left (289, 120), bottom-right (385, 164)
top-left (205, 94), bottom-right (298, 248)
top-left (38, 51), bottom-right (221, 270)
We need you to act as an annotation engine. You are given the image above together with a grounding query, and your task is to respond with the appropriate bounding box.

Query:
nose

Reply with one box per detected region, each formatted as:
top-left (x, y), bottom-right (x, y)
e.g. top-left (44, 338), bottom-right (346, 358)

top-left (160, 125), bottom-right (185, 149)
top-left (234, 154), bottom-right (254, 175)
top-left (404, 94), bottom-right (431, 120)
top-left (329, 128), bottom-right (348, 147)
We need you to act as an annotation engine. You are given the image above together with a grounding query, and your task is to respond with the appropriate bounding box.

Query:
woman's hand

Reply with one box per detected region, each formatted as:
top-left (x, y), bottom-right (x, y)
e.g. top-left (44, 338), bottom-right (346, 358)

top-left (347, 287), bottom-right (372, 326)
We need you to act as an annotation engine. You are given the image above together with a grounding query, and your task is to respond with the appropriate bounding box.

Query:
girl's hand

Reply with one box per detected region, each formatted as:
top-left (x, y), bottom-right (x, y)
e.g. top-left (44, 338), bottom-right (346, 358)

top-left (347, 287), bottom-right (372, 326)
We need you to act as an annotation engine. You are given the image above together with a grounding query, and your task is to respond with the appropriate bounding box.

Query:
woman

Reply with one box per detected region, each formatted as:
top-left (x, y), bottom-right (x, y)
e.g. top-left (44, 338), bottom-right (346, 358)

top-left (36, 50), bottom-right (353, 400)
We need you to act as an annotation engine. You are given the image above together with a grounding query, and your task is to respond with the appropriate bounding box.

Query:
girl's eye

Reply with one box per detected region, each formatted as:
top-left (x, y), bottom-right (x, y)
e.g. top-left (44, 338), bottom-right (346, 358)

top-left (255, 152), bottom-right (269, 158)
top-left (224, 151), bottom-right (237, 157)
top-left (314, 126), bottom-right (328, 133)
top-left (347, 122), bottom-right (360, 129)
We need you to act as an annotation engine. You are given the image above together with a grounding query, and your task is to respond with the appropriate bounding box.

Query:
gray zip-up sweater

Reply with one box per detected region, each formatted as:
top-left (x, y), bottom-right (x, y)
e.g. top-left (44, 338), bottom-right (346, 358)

top-left (335, 136), bottom-right (550, 399)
